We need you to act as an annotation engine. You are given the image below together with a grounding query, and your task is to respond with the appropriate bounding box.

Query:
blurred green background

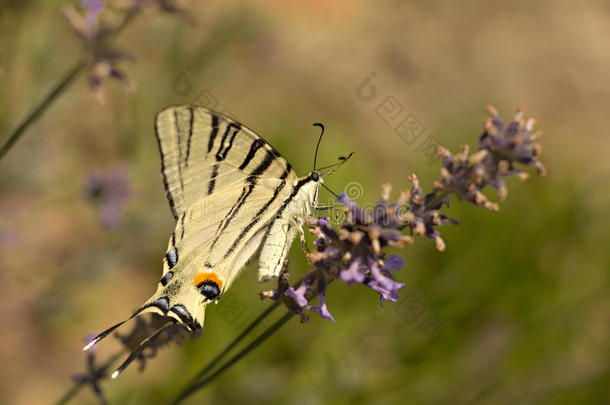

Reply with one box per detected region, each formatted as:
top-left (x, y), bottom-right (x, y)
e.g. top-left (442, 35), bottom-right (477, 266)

top-left (0, 1), bottom-right (608, 404)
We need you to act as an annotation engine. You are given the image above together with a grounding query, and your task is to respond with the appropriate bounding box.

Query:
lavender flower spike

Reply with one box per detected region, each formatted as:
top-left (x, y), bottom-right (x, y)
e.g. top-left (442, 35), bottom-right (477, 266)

top-left (268, 106), bottom-right (545, 323)
top-left (308, 275), bottom-right (335, 322)
top-left (284, 271), bottom-right (317, 309)
top-left (384, 254), bottom-right (405, 271)
top-left (339, 258), bottom-right (365, 285)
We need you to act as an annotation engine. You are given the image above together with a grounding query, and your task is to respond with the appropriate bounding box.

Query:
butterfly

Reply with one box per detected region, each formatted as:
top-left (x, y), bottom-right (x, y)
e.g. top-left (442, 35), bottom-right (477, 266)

top-left (83, 105), bottom-right (349, 377)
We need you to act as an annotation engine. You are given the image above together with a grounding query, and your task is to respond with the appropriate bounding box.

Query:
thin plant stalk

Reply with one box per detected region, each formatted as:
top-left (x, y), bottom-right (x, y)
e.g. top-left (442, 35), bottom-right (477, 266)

top-left (191, 300), bottom-right (281, 382)
top-left (172, 277), bottom-right (333, 404)
top-left (169, 311), bottom-right (295, 405)
top-left (0, 10), bottom-right (138, 161)
top-left (425, 190), bottom-right (450, 211)
top-left (0, 61), bottom-right (85, 160)
top-left (186, 272), bottom-right (309, 382)
top-left (55, 351), bottom-right (125, 405)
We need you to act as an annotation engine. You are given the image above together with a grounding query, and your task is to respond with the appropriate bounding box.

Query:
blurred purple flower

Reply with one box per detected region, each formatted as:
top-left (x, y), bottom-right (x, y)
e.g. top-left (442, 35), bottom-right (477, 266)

top-left (114, 314), bottom-right (191, 372)
top-left (307, 274), bottom-right (335, 322)
top-left (406, 173), bottom-right (459, 251)
top-left (0, 230), bottom-right (18, 248)
top-left (338, 258), bottom-right (364, 285)
top-left (62, 0), bottom-right (136, 104)
top-left (72, 316), bottom-right (191, 395)
top-left (84, 166), bottom-right (130, 228)
top-left (384, 254), bottom-right (404, 271)
top-left (82, 0), bottom-right (104, 33)
top-left (72, 335), bottom-right (107, 404)
top-left (435, 106), bottom-right (546, 207)
top-left (366, 257), bottom-right (406, 306)
top-left (62, 0), bottom-right (192, 104)
top-left (285, 285), bottom-right (309, 308)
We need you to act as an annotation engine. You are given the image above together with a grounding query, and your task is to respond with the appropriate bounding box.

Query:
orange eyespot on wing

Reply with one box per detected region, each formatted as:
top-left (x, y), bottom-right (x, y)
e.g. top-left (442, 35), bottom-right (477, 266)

top-left (194, 272), bottom-right (223, 290)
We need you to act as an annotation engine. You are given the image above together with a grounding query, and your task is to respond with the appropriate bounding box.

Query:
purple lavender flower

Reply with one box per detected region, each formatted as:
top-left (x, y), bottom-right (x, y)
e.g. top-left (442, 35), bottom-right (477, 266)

top-left (62, 0), bottom-right (191, 105)
top-left (384, 254), bottom-right (405, 271)
top-left (435, 106), bottom-right (546, 207)
top-left (406, 173), bottom-right (459, 251)
top-left (263, 107), bottom-right (545, 323)
top-left (285, 284), bottom-right (309, 308)
top-left (263, 185), bottom-right (414, 322)
top-left (84, 165), bottom-right (130, 228)
top-left (365, 257), bottom-right (405, 306)
top-left (62, 1), bottom-right (136, 104)
top-left (307, 274), bottom-right (335, 322)
top-left (338, 258), bottom-right (364, 285)
top-left (82, 0), bottom-right (104, 35)
top-left (282, 270), bottom-right (318, 322)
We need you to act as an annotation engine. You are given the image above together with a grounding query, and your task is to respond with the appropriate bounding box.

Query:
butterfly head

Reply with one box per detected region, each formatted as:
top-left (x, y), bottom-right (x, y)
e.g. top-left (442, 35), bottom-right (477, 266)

top-left (293, 170), bottom-right (323, 215)
top-left (311, 170), bottom-right (322, 205)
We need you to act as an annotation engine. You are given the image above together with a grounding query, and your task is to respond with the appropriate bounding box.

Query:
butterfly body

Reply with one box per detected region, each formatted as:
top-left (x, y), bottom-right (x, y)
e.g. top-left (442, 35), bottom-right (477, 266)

top-left (85, 106), bottom-right (322, 352)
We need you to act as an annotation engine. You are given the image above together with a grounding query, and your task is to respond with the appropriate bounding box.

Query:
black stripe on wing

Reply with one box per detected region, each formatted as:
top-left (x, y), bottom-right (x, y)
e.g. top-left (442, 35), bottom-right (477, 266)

top-left (250, 149), bottom-right (277, 178)
top-left (239, 139), bottom-right (265, 170)
top-left (174, 110), bottom-right (185, 191)
top-left (180, 212), bottom-right (186, 240)
top-left (216, 122), bottom-right (241, 162)
top-left (154, 118), bottom-right (179, 220)
top-left (222, 167), bottom-right (304, 260)
top-left (166, 247), bottom-right (178, 269)
top-left (207, 164), bottom-right (219, 196)
top-left (207, 148), bottom-right (280, 253)
top-left (171, 304), bottom-right (201, 332)
top-left (185, 106), bottom-right (194, 167)
top-left (207, 114), bottom-right (220, 154)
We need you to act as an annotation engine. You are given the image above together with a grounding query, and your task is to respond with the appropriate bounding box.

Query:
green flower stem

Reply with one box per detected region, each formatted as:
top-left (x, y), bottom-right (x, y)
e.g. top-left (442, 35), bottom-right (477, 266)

top-left (169, 311), bottom-right (295, 405)
top-left (54, 351), bottom-right (125, 405)
top-left (171, 277), bottom-right (335, 404)
top-left (191, 300), bottom-right (281, 382)
top-left (185, 271), bottom-right (308, 384)
top-left (0, 9), bottom-right (138, 161)
top-left (0, 61), bottom-right (85, 160)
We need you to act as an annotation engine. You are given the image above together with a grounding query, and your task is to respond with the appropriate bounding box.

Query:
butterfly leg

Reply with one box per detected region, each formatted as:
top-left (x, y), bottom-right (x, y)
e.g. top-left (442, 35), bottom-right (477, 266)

top-left (294, 217), bottom-right (310, 255)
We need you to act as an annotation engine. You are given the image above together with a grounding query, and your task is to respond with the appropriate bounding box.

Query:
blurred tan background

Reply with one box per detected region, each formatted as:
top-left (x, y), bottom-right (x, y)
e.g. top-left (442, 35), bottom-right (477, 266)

top-left (0, 0), bottom-right (609, 404)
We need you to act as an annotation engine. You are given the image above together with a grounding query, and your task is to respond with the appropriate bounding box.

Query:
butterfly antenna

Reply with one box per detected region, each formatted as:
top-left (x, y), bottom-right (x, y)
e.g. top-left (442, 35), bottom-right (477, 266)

top-left (313, 122), bottom-right (325, 171)
top-left (316, 153), bottom-right (355, 172)
top-left (111, 320), bottom-right (177, 379)
top-left (324, 152), bottom-right (354, 177)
